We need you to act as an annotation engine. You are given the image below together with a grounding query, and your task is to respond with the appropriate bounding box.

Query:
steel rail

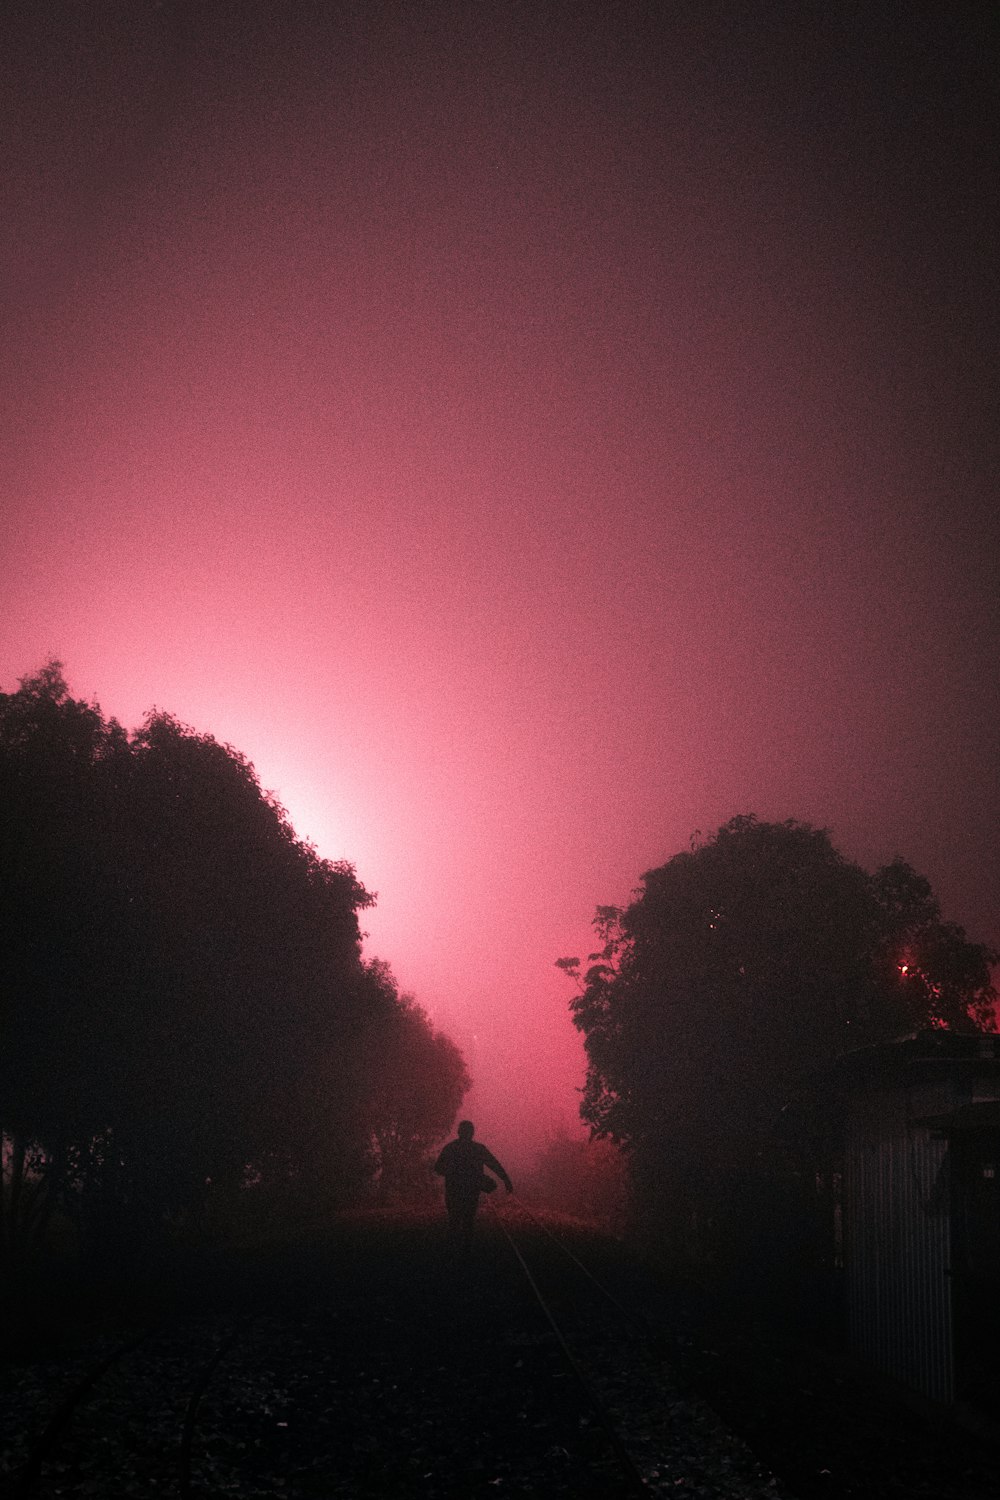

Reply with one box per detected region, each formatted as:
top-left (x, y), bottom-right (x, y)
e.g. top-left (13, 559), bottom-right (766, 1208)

top-left (504, 1197), bottom-right (657, 1340)
top-left (177, 1319), bottom-right (253, 1499)
top-left (489, 1199), bottom-right (649, 1495)
top-left (15, 1326), bottom-right (157, 1498)
top-left (15, 1317), bottom-right (252, 1500)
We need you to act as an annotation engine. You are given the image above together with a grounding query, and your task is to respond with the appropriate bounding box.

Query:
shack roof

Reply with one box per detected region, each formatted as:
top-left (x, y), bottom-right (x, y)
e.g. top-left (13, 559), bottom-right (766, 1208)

top-left (830, 1029), bottom-right (1000, 1089)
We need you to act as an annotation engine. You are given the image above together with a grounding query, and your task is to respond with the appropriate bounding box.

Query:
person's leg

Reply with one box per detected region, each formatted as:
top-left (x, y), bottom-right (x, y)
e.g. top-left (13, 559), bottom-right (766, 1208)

top-left (445, 1191), bottom-right (477, 1255)
top-left (445, 1192), bottom-right (461, 1250)
top-left (459, 1197), bottom-right (477, 1255)
top-left (446, 1191), bottom-right (475, 1250)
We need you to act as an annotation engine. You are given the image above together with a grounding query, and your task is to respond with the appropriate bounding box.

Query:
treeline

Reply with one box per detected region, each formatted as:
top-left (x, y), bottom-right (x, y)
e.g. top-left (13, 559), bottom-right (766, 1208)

top-left (519, 1131), bottom-right (627, 1231)
top-left (561, 816), bottom-right (997, 1287)
top-left (0, 664), bottom-right (468, 1267)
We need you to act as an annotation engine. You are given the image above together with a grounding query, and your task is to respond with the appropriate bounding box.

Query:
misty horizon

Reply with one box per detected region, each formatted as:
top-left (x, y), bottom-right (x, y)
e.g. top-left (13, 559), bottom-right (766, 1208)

top-left (3, 1), bottom-right (997, 1168)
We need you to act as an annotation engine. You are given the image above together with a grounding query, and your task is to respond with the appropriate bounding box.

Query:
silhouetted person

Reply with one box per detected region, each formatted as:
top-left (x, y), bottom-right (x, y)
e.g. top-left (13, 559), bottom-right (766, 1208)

top-left (434, 1120), bottom-right (512, 1253)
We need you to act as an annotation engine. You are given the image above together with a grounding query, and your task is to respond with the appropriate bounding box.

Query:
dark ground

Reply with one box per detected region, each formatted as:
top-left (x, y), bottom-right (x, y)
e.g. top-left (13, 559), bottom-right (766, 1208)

top-left (2, 1207), bottom-right (998, 1498)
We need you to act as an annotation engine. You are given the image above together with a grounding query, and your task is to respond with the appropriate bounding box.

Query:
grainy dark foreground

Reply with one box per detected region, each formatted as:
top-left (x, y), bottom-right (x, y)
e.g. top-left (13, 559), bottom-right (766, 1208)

top-left (2, 1209), bottom-right (998, 1498)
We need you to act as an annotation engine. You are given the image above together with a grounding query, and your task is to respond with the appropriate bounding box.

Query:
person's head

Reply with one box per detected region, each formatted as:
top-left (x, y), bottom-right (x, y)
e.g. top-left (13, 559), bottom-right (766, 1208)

top-left (457, 1120), bottom-right (475, 1140)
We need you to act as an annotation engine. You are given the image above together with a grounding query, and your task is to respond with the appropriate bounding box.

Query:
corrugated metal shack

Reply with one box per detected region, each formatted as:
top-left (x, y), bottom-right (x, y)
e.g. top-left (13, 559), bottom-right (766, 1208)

top-left (835, 1031), bottom-right (1000, 1407)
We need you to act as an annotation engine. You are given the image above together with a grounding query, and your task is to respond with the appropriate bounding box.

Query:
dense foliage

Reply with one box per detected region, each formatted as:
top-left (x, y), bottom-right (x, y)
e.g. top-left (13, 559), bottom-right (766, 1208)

top-left (560, 816), bottom-right (997, 1252)
top-left (0, 664), bottom-right (468, 1263)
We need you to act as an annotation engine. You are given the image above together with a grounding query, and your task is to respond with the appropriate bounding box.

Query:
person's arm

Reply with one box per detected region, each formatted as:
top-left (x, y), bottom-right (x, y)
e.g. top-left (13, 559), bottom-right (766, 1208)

top-left (481, 1148), bottom-right (513, 1192)
top-left (433, 1144), bottom-right (450, 1176)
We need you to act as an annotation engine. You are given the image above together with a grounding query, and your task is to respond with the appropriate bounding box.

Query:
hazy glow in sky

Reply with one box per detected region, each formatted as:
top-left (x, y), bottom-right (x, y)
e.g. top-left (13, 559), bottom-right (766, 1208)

top-left (3, 2), bottom-right (997, 1169)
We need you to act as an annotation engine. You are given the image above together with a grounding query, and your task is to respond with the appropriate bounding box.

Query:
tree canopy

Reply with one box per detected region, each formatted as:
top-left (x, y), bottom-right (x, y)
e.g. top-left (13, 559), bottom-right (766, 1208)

top-left (1, 663), bottom-right (468, 1262)
top-left (560, 816), bottom-right (997, 1200)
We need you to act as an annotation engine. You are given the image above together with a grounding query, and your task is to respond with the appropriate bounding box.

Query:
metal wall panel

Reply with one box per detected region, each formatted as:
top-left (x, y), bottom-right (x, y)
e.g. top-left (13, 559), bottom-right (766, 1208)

top-left (845, 1086), bottom-right (954, 1402)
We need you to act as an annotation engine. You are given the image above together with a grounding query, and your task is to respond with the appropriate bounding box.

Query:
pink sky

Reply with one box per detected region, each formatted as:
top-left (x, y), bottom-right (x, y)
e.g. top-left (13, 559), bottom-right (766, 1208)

top-left (3, 3), bottom-right (997, 1172)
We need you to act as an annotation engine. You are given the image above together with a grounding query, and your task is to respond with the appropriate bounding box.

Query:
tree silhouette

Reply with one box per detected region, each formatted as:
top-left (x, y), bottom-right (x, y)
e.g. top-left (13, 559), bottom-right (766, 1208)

top-left (1, 663), bottom-right (467, 1263)
top-left (1, 663), bottom-right (132, 1259)
top-left (560, 815), bottom-right (997, 1251)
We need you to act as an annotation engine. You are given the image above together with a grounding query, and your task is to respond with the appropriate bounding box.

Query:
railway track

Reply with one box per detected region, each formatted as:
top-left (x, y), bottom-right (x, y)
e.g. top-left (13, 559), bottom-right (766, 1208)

top-left (3, 1209), bottom-right (789, 1498)
top-left (491, 1199), bottom-right (787, 1497)
top-left (489, 1199), bottom-right (650, 1494)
